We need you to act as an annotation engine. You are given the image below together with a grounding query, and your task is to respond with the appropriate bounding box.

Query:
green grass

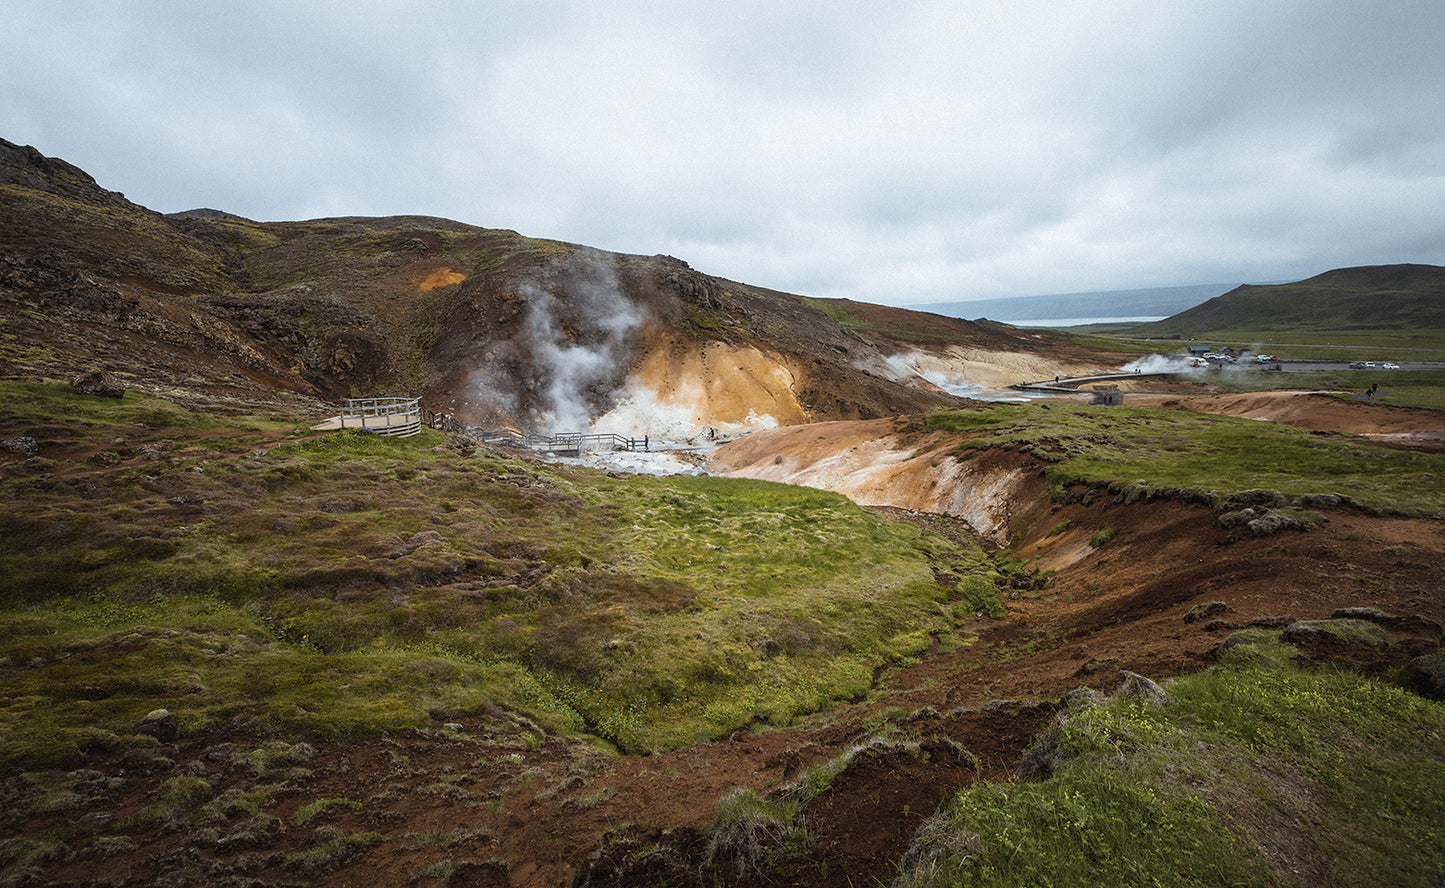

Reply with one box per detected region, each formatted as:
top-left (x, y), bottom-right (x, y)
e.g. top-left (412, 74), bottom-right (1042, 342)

top-left (1085, 330), bottom-right (1445, 359)
top-left (799, 297), bottom-right (867, 328)
top-left (0, 595), bottom-right (586, 765)
top-left (1039, 342), bottom-right (1445, 407)
top-left (1208, 369), bottom-right (1445, 410)
top-left (897, 650), bottom-right (1445, 887)
top-left (705, 787), bottom-right (808, 880)
top-left (0, 385), bottom-right (1000, 763)
top-left (915, 403), bottom-right (1445, 516)
top-left (0, 380), bottom-right (294, 433)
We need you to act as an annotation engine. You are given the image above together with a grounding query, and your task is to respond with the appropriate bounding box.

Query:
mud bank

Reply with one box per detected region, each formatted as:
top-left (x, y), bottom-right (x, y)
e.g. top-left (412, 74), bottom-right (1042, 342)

top-left (708, 419), bottom-right (1047, 545)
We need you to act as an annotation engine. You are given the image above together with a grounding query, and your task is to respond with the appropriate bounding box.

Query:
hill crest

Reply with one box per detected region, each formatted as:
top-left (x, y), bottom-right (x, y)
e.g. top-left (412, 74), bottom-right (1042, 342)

top-left (0, 138), bottom-right (1110, 434)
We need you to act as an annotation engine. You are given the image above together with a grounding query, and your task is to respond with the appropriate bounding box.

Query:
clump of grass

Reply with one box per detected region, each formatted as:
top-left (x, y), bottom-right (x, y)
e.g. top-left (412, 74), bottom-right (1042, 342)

top-left (785, 729), bottom-right (931, 804)
top-left (410, 858), bottom-right (458, 886)
top-left (0, 835), bottom-right (69, 885)
top-left (283, 828), bottom-right (388, 875)
top-left (292, 797), bottom-right (362, 826)
top-left (404, 826), bottom-right (496, 849)
top-left (564, 787), bottom-right (616, 810)
top-left (139, 774), bottom-right (214, 823)
top-left (705, 788), bottom-right (807, 880)
top-left (1087, 527), bottom-right (1115, 548)
top-left (1282, 618), bottom-right (1393, 648)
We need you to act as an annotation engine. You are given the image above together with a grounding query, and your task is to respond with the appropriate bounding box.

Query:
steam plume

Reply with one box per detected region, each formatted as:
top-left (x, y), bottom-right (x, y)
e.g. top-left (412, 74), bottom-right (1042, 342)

top-left (467, 251), bottom-right (641, 433)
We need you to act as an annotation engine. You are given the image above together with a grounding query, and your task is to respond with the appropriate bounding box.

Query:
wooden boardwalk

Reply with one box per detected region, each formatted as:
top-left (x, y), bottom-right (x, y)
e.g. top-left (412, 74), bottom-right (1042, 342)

top-left (316, 398), bottom-right (687, 451)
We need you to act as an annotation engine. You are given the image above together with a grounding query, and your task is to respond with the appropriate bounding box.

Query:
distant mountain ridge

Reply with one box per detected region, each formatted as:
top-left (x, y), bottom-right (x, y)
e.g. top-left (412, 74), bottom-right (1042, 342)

top-left (911, 282), bottom-right (1242, 323)
top-left (1131, 264), bottom-right (1445, 336)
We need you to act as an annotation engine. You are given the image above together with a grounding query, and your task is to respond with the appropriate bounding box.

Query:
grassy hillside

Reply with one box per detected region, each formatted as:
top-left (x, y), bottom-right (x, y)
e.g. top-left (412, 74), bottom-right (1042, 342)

top-left (3, 382), bottom-right (1443, 885)
top-left (0, 381), bottom-right (1004, 764)
top-left (1129, 264), bottom-right (1445, 341)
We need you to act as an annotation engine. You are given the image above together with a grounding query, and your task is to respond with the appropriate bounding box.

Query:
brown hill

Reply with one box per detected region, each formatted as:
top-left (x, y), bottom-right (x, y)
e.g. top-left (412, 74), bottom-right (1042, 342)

top-left (0, 137), bottom-right (1112, 433)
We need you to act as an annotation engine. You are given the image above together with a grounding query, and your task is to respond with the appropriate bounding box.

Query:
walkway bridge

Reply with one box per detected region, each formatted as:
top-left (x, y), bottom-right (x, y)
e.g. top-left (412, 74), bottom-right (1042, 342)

top-left (419, 408), bottom-right (660, 455)
top-left (1012, 371), bottom-right (1173, 402)
top-left (314, 400), bottom-right (698, 454)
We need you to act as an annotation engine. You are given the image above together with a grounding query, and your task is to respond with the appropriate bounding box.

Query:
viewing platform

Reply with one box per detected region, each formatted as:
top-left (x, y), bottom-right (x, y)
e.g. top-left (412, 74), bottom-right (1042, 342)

top-left (312, 397), bottom-right (422, 437)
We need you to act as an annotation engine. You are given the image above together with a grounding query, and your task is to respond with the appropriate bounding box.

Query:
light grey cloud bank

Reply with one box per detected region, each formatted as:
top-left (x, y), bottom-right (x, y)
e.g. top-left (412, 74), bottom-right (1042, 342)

top-left (5, 1), bottom-right (1443, 304)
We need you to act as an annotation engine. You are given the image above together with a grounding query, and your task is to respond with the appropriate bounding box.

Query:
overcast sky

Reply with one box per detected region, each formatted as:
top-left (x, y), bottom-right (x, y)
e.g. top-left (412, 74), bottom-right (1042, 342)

top-left (5, 1), bottom-right (1443, 305)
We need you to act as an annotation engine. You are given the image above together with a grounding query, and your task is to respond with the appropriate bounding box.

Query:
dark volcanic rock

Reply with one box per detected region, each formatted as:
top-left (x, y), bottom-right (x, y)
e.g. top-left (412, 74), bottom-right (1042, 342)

top-left (1185, 601), bottom-right (1228, 623)
top-left (1403, 652), bottom-right (1445, 701)
top-left (1, 436), bottom-right (38, 456)
top-left (70, 369), bottom-right (126, 398)
top-left (137, 708), bottom-right (179, 743)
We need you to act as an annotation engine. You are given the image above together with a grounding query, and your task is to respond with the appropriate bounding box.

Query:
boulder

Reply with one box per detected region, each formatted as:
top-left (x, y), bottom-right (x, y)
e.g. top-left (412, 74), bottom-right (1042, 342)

top-left (137, 708), bottom-right (179, 742)
top-left (70, 370), bottom-right (126, 398)
top-left (1185, 601), bottom-right (1228, 623)
top-left (1403, 653), bottom-right (1445, 701)
top-left (1, 436), bottom-right (38, 456)
top-left (1115, 671), bottom-right (1170, 707)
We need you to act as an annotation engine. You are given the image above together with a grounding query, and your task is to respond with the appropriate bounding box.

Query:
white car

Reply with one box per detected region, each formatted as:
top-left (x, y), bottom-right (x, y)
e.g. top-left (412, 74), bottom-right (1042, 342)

top-left (1382, 362), bottom-right (1400, 370)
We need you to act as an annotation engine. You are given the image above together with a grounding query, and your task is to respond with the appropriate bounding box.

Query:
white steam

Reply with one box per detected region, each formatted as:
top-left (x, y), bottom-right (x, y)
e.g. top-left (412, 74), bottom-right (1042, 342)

top-left (522, 285), bottom-right (629, 431)
top-left (468, 252), bottom-right (642, 433)
top-left (591, 381), bottom-right (781, 440)
top-left (1120, 354), bottom-right (1205, 374)
top-left (879, 350), bottom-right (981, 396)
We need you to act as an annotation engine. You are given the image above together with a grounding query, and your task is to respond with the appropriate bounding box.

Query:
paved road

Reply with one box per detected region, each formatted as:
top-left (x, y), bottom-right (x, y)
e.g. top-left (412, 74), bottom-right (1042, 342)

top-left (1241, 360), bottom-right (1445, 372)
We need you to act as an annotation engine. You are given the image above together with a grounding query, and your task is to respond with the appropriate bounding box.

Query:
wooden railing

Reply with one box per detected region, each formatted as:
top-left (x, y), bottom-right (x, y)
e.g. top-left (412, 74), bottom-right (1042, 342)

top-left (336, 397), bottom-right (422, 437)
top-left (524, 432), bottom-right (651, 453)
top-left (419, 410), bottom-right (653, 453)
top-left (420, 408), bottom-right (468, 436)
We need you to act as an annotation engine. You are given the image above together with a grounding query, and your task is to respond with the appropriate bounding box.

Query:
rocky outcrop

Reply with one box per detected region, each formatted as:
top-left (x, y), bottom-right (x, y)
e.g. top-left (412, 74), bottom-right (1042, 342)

top-left (70, 369), bottom-right (126, 398)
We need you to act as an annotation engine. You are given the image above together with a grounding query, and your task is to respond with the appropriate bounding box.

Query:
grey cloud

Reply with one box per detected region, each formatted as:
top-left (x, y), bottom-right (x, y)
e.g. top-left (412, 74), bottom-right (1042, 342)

top-left (3, 0), bottom-right (1443, 303)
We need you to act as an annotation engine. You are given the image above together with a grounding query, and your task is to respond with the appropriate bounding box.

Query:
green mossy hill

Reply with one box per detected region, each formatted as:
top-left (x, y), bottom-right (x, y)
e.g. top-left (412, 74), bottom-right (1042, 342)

top-left (897, 648), bottom-right (1445, 887)
top-left (0, 382), bottom-right (1006, 765)
top-left (1133, 263), bottom-right (1445, 337)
